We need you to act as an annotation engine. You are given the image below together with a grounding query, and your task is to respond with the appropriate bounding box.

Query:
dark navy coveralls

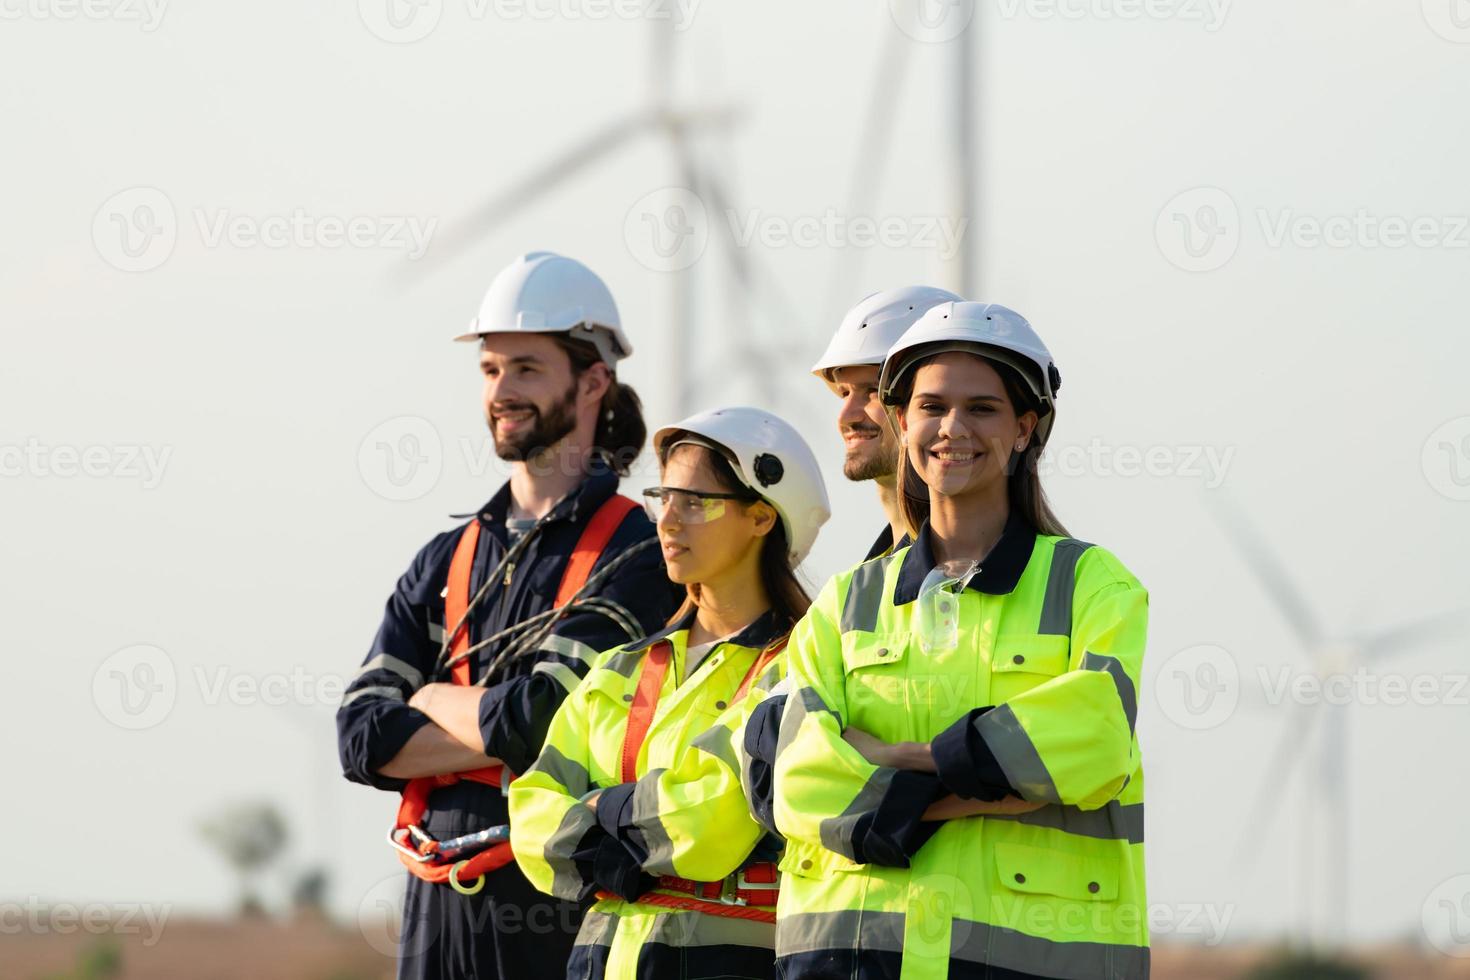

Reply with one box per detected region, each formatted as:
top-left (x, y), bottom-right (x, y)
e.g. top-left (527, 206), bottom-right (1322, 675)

top-left (337, 466), bottom-right (682, 980)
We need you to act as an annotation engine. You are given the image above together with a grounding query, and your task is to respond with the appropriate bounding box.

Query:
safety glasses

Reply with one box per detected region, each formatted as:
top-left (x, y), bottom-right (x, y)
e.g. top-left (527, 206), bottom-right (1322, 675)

top-left (641, 486), bottom-right (752, 526)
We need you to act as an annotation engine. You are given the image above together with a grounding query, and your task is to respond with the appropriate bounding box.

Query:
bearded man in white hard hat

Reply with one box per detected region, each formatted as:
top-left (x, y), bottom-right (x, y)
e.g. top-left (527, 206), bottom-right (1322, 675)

top-left (810, 286), bottom-right (962, 559)
top-left (337, 252), bottom-right (682, 980)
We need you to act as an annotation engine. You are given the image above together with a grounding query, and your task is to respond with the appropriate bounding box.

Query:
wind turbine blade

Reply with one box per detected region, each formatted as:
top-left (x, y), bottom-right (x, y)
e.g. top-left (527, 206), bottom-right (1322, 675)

top-left (1231, 702), bottom-right (1323, 870)
top-left (1207, 495), bottom-right (1325, 650)
top-left (826, 18), bottom-right (912, 312)
top-left (1359, 606), bottom-right (1470, 661)
top-left (696, 168), bottom-right (799, 324)
top-left (397, 110), bottom-right (658, 282)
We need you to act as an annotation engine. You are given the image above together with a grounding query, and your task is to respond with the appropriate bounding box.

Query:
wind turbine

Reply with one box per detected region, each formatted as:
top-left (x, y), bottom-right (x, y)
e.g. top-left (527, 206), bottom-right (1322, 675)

top-left (401, 8), bottom-right (801, 418)
top-left (1214, 496), bottom-right (1469, 948)
top-left (827, 2), bottom-right (980, 313)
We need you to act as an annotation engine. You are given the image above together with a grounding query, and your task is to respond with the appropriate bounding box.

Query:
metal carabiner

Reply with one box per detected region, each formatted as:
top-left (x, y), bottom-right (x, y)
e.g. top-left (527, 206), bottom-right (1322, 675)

top-left (387, 827), bottom-right (437, 863)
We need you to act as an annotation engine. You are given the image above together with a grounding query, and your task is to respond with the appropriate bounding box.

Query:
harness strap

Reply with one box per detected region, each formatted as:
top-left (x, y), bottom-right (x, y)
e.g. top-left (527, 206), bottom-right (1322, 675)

top-left (393, 493), bottom-right (640, 887)
top-left (556, 495), bottom-right (639, 607)
top-left (620, 640), bottom-right (672, 784)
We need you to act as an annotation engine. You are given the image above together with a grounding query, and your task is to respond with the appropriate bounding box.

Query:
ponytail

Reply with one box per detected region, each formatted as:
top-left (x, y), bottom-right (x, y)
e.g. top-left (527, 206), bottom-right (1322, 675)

top-left (552, 334), bottom-right (648, 477)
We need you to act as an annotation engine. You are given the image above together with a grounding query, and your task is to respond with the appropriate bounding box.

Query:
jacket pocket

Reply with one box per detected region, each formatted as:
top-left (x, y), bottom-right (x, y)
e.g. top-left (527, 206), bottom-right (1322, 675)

top-left (778, 839), bottom-right (863, 880)
top-left (840, 635), bottom-right (909, 675)
top-left (993, 841), bottom-right (1118, 902)
top-left (989, 634), bottom-right (1069, 703)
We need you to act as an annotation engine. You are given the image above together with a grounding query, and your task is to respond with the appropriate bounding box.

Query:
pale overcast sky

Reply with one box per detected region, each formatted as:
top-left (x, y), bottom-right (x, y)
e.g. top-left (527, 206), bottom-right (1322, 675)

top-left (4, 0), bottom-right (1469, 954)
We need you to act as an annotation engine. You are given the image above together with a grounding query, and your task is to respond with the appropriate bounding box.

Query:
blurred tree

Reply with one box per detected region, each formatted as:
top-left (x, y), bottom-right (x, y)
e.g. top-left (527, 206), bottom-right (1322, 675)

top-left (1246, 949), bottom-right (1370, 980)
top-left (199, 802), bottom-right (288, 917)
top-left (291, 866), bottom-right (330, 920)
top-left (42, 939), bottom-right (121, 980)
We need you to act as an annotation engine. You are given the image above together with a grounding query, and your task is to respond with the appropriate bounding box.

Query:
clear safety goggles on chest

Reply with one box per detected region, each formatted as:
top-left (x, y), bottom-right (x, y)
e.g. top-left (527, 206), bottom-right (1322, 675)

top-left (916, 559), bottom-right (980, 653)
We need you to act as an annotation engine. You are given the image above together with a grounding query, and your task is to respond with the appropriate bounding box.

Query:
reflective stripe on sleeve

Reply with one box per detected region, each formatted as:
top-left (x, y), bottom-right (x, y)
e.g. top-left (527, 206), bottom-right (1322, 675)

top-left (973, 703), bottom-right (1061, 804)
top-left (341, 684), bottom-right (405, 707)
top-left (1080, 651), bottom-right (1138, 734)
top-left (355, 652), bottom-right (424, 690)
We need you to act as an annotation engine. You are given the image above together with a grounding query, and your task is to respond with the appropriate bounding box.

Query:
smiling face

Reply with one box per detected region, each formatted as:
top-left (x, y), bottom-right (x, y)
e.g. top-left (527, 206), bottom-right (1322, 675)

top-left (479, 333), bottom-right (607, 462)
top-left (830, 364), bottom-right (899, 483)
top-left (655, 444), bottom-right (775, 588)
top-left (896, 351), bottom-right (1038, 502)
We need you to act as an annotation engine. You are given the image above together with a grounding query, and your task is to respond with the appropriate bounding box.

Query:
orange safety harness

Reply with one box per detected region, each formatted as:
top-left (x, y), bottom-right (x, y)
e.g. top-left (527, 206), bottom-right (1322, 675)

top-left (390, 494), bottom-right (639, 894)
top-left (597, 635), bottom-right (787, 924)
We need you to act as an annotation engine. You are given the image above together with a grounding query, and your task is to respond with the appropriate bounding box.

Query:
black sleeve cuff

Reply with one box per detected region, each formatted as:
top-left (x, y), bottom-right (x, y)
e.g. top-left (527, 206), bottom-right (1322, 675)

top-left (590, 836), bottom-right (653, 901)
top-left (932, 707), bottom-right (1016, 801)
top-left (594, 782), bottom-right (639, 842)
top-left (336, 703), bottom-right (433, 792)
top-left (743, 696), bottom-right (784, 834)
top-left (849, 769), bottom-right (946, 868)
top-left (478, 674), bottom-right (567, 775)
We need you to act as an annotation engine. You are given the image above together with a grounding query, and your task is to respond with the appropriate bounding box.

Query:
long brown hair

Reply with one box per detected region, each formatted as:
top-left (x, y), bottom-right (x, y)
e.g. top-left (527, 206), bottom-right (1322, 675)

top-left (891, 351), bottom-right (1069, 538)
top-left (551, 334), bottom-right (647, 477)
top-left (655, 434), bottom-right (812, 634)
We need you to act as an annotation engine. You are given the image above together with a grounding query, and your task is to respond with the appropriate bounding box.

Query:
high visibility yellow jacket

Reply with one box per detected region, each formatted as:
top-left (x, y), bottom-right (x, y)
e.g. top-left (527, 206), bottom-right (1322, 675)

top-left (773, 514), bottom-right (1149, 980)
top-left (509, 609), bottom-right (788, 980)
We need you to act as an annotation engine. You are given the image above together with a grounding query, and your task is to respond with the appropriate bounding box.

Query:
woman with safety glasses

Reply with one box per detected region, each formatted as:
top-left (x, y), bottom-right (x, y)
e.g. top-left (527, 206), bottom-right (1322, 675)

top-left (510, 406), bottom-right (830, 980)
top-left (771, 303), bottom-right (1150, 980)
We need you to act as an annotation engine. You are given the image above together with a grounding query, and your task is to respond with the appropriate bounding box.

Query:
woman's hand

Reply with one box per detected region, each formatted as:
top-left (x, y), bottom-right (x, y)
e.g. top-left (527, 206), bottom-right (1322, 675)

top-left (842, 726), bottom-right (894, 767)
top-left (842, 727), bottom-right (937, 773)
top-left (923, 794), bottom-right (1047, 821)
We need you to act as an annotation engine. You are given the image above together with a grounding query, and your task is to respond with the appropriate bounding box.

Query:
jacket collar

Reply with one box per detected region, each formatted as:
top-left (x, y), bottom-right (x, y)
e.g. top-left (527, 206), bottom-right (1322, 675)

top-left (892, 510), bottom-right (1037, 605)
top-left (864, 525), bottom-right (912, 562)
top-left (622, 607), bottom-right (788, 655)
top-left (463, 460), bottom-right (621, 529)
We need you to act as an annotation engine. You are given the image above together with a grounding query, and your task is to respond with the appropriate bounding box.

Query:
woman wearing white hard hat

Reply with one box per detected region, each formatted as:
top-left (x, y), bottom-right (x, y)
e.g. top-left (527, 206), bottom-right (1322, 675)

top-left (772, 303), bottom-right (1151, 979)
top-left (511, 407), bottom-right (830, 980)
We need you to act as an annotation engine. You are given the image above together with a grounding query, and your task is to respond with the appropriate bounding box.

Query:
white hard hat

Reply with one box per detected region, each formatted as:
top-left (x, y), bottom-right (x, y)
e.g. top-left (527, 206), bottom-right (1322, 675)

top-left (879, 301), bottom-right (1062, 446)
top-left (454, 251), bottom-right (633, 367)
top-left (811, 285), bottom-right (962, 387)
top-left (653, 407), bottom-right (832, 566)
